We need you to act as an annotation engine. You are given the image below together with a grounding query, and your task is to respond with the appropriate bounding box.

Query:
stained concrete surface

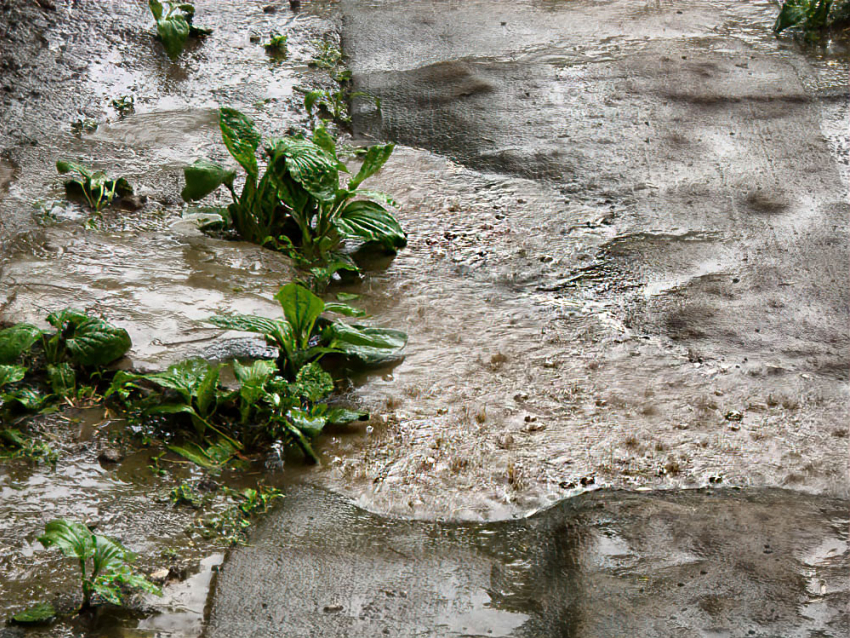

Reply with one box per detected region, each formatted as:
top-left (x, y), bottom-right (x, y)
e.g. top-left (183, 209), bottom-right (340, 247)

top-left (207, 484), bottom-right (849, 638)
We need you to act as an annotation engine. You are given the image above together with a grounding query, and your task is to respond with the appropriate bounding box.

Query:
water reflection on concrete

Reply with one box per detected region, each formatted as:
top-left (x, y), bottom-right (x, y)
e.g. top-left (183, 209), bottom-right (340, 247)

top-left (208, 485), bottom-right (849, 638)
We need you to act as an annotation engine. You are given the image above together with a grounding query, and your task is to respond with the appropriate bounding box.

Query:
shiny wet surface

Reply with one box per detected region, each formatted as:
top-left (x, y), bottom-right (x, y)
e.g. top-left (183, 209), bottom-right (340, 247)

top-left (208, 484), bottom-right (849, 638)
top-left (0, 0), bottom-right (848, 636)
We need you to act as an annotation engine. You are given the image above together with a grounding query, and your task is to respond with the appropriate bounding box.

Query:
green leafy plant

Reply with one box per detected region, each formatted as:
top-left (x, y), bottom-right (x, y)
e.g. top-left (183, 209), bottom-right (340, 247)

top-left (56, 161), bottom-right (134, 213)
top-left (0, 311), bottom-right (131, 416)
top-left (309, 39), bottom-right (343, 69)
top-left (0, 429), bottom-right (58, 464)
top-left (194, 485), bottom-right (283, 545)
top-left (226, 485), bottom-right (283, 515)
top-left (208, 282), bottom-right (406, 378)
top-left (264, 32), bottom-right (288, 57)
top-left (70, 118), bottom-right (98, 135)
top-left (38, 519), bottom-right (161, 611)
top-left (182, 108), bottom-right (405, 269)
top-left (10, 602), bottom-right (56, 625)
top-left (170, 481), bottom-right (202, 507)
top-left (149, 0), bottom-right (212, 59)
top-left (303, 88), bottom-right (380, 126)
top-left (774, 0), bottom-right (850, 37)
top-left (108, 359), bottom-right (238, 448)
top-left (111, 95), bottom-right (135, 117)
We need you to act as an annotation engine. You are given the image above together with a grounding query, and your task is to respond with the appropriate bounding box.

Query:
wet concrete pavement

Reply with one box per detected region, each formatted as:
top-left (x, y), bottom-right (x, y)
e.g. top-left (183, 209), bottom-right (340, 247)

top-left (0, 0), bottom-right (848, 636)
top-left (208, 484), bottom-right (849, 638)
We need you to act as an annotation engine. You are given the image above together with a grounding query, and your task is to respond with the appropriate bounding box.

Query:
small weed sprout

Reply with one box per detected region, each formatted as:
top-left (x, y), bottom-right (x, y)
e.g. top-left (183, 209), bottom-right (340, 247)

top-left (149, 1), bottom-right (212, 59)
top-left (111, 95), bottom-right (135, 117)
top-left (309, 39), bottom-right (343, 69)
top-left (264, 32), bottom-right (288, 57)
top-left (38, 519), bottom-right (161, 611)
top-left (56, 161), bottom-right (134, 213)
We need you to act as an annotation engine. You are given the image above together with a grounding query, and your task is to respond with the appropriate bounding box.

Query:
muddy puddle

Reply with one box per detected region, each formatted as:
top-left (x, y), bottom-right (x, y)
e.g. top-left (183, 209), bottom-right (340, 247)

top-left (1, 0), bottom-right (848, 636)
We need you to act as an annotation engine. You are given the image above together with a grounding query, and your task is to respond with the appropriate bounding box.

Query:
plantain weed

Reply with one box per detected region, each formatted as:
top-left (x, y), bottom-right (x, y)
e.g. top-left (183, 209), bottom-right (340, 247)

top-left (181, 108), bottom-right (406, 270)
top-left (111, 95), bottom-right (135, 117)
top-left (774, 0), bottom-right (850, 39)
top-left (38, 519), bottom-right (161, 612)
top-left (208, 282), bottom-right (406, 379)
top-left (149, 0), bottom-right (212, 60)
top-left (56, 161), bottom-right (134, 214)
top-left (0, 310), bottom-right (131, 415)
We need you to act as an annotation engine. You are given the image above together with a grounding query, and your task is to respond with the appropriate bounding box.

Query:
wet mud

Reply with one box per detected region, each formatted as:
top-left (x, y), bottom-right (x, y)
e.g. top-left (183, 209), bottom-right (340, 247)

top-left (208, 484), bottom-right (849, 638)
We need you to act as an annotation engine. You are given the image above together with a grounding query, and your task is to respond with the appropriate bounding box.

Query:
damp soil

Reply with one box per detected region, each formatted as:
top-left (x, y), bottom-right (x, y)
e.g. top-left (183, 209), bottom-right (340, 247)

top-left (0, 0), bottom-right (848, 636)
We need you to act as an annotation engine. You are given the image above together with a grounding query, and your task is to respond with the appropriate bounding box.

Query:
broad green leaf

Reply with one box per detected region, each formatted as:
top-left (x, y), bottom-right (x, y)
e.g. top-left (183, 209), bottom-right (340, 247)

top-left (99, 565), bottom-right (162, 597)
top-left (0, 428), bottom-right (25, 447)
top-left (335, 199), bottom-right (407, 250)
top-left (326, 407), bottom-right (369, 425)
top-left (234, 359), bottom-right (277, 387)
top-left (220, 108), bottom-right (261, 180)
top-left (322, 302), bottom-right (366, 318)
top-left (38, 519), bottom-right (95, 561)
top-left (149, 0), bottom-right (164, 21)
top-left (168, 439), bottom-right (234, 469)
top-left (289, 407), bottom-right (328, 438)
top-left (0, 364), bottom-right (26, 388)
top-left (142, 359), bottom-right (212, 404)
top-left (196, 363), bottom-right (221, 417)
top-left (292, 362), bottom-right (333, 402)
top-left (46, 308), bottom-right (88, 331)
top-left (4, 388), bottom-right (50, 412)
top-left (303, 90), bottom-right (323, 115)
top-left (268, 137), bottom-right (339, 202)
top-left (47, 363), bottom-right (76, 396)
top-left (312, 124), bottom-right (338, 159)
top-left (0, 324), bottom-right (42, 364)
top-left (774, 0), bottom-right (830, 33)
top-left (280, 420), bottom-right (320, 463)
top-left (47, 312), bottom-right (132, 368)
top-left (177, 3), bottom-right (196, 18)
top-left (205, 438), bottom-right (238, 465)
top-left (11, 602), bottom-right (56, 624)
top-left (207, 314), bottom-right (284, 336)
top-left (56, 159), bottom-right (92, 178)
top-left (234, 360), bottom-right (276, 412)
top-left (91, 534), bottom-right (126, 576)
top-left (111, 177), bottom-right (134, 197)
top-left (157, 14), bottom-right (190, 59)
top-left (326, 322), bottom-right (407, 365)
top-left (181, 159), bottom-right (236, 201)
top-left (104, 370), bottom-right (141, 399)
top-left (91, 581), bottom-right (123, 606)
top-left (349, 143), bottom-right (394, 189)
top-left (336, 292), bottom-right (359, 301)
top-left (146, 402), bottom-right (197, 417)
top-left (274, 283), bottom-right (324, 346)
top-left (167, 441), bottom-right (218, 468)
